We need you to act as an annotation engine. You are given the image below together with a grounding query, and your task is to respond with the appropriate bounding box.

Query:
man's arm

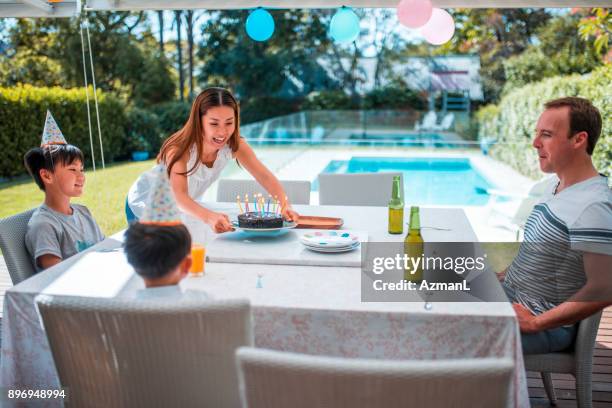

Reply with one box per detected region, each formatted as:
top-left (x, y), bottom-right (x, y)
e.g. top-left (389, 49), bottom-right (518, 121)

top-left (514, 252), bottom-right (612, 333)
top-left (496, 267), bottom-right (507, 282)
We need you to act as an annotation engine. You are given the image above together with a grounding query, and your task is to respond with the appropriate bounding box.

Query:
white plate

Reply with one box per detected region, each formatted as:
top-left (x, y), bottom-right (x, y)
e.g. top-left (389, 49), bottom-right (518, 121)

top-left (301, 241), bottom-right (356, 251)
top-left (303, 242), bottom-right (360, 253)
top-left (300, 231), bottom-right (359, 248)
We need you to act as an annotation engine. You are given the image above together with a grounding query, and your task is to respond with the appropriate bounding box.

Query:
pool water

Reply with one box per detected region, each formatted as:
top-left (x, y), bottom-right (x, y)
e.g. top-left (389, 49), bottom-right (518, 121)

top-left (314, 157), bottom-right (493, 206)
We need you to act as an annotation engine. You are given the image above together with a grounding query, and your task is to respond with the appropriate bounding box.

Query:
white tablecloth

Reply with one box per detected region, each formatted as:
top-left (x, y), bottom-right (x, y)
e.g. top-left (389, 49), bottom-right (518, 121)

top-left (0, 205), bottom-right (529, 408)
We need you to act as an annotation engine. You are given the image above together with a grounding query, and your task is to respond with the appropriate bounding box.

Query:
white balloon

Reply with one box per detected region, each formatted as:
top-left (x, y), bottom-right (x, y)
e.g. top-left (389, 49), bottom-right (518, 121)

top-left (420, 8), bottom-right (455, 45)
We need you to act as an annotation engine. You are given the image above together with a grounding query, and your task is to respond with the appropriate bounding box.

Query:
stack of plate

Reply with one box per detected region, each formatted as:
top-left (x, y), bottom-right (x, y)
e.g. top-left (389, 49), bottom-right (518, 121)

top-left (300, 231), bottom-right (360, 253)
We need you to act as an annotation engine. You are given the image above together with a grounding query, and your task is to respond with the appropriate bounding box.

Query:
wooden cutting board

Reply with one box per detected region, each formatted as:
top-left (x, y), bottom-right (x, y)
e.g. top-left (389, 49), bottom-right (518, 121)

top-left (296, 216), bottom-right (344, 229)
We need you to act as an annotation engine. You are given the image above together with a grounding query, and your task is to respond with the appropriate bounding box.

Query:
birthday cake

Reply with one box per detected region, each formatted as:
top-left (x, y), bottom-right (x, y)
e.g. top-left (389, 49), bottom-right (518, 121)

top-left (238, 211), bottom-right (284, 229)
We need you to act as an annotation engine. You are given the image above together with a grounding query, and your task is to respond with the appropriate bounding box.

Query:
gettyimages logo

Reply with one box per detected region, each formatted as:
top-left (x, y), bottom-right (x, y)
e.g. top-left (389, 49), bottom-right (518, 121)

top-left (372, 253), bottom-right (487, 275)
top-left (361, 242), bottom-right (517, 302)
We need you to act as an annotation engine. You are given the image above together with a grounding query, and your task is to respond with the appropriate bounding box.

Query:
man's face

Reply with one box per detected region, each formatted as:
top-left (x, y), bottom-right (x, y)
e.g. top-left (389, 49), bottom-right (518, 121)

top-left (532, 107), bottom-right (583, 173)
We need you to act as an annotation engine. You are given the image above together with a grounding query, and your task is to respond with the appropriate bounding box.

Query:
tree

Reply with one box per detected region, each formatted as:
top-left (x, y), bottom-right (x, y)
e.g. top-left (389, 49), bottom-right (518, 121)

top-left (577, 8), bottom-right (612, 63)
top-left (0, 19), bottom-right (66, 86)
top-left (0, 13), bottom-right (175, 105)
top-left (438, 8), bottom-right (551, 102)
top-left (184, 10), bottom-right (203, 99)
top-left (157, 10), bottom-right (164, 54)
top-left (364, 9), bottom-right (406, 88)
top-left (174, 10), bottom-right (184, 101)
top-left (197, 9), bottom-right (338, 100)
top-left (502, 14), bottom-right (604, 92)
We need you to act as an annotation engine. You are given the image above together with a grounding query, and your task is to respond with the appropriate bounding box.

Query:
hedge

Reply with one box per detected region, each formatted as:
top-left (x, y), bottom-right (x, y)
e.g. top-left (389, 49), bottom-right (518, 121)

top-left (0, 85), bottom-right (128, 178)
top-left (151, 101), bottom-right (191, 136)
top-left (125, 107), bottom-right (163, 155)
top-left (477, 65), bottom-right (611, 180)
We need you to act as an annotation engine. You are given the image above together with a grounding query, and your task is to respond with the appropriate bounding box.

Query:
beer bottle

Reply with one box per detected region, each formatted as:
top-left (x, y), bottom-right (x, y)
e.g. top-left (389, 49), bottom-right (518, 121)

top-left (404, 206), bottom-right (424, 282)
top-left (388, 175), bottom-right (404, 234)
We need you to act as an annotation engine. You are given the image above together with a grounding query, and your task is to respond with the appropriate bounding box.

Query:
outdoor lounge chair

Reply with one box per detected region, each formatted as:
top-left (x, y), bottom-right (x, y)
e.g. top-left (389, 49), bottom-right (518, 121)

top-left (217, 179), bottom-right (311, 205)
top-left (414, 111), bottom-right (437, 131)
top-left (524, 311), bottom-right (603, 408)
top-left (236, 347), bottom-right (514, 408)
top-left (431, 113), bottom-right (455, 131)
top-left (37, 296), bottom-right (252, 408)
top-left (0, 208), bottom-right (37, 284)
top-left (318, 172), bottom-right (403, 206)
top-left (484, 176), bottom-right (557, 240)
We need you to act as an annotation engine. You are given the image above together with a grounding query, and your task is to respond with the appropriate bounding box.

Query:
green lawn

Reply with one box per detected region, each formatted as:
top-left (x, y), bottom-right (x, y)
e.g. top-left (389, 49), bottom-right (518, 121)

top-left (0, 160), bottom-right (156, 236)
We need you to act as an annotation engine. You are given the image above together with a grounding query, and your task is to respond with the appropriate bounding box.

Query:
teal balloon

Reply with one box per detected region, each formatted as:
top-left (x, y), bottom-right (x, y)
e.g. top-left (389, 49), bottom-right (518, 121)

top-left (330, 7), bottom-right (360, 43)
top-left (246, 8), bottom-right (275, 42)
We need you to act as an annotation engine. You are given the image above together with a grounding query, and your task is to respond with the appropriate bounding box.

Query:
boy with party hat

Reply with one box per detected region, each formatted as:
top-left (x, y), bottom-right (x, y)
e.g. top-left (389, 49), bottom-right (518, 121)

top-left (123, 166), bottom-right (204, 298)
top-left (24, 111), bottom-right (104, 271)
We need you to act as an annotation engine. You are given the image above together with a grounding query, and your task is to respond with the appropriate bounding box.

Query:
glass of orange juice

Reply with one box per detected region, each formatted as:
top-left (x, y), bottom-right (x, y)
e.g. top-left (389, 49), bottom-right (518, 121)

top-left (190, 244), bottom-right (205, 277)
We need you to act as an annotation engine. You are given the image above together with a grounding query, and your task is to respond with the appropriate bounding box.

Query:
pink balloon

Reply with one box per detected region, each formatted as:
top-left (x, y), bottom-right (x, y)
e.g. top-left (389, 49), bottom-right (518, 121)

top-left (420, 8), bottom-right (455, 45)
top-left (397, 0), bottom-right (433, 29)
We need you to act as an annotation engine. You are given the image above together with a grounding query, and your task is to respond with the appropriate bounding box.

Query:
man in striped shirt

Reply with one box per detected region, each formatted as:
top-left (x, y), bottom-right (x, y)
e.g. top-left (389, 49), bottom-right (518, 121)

top-left (501, 97), bottom-right (612, 354)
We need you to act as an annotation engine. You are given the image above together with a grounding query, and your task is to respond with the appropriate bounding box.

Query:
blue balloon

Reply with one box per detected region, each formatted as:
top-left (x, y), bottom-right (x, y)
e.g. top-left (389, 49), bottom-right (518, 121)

top-left (246, 8), bottom-right (275, 42)
top-left (329, 7), bottom-right (360, 43)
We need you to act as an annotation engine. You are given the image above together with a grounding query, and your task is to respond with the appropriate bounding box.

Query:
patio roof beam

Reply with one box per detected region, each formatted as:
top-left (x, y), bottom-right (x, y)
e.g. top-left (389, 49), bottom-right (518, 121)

top-left (0, 1), bottom-right (78, 17)
top-left (21, 0), bottom-right (52, 13)
top-left (85, 0), bottom-right (612, 11)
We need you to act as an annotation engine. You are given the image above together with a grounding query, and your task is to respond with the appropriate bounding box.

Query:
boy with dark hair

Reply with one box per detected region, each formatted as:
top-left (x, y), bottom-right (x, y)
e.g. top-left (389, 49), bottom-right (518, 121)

top-left (123, 165), bottom-right (205, 299)
top-left (123, 223), bottom-right (192, 288)
top-left (24, 111), bottom-right (104, 271)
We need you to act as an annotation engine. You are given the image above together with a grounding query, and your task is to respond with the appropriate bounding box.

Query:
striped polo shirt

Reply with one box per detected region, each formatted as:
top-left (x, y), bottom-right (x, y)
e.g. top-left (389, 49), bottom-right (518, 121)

top-left (504, 175), bottom-right (612, 315)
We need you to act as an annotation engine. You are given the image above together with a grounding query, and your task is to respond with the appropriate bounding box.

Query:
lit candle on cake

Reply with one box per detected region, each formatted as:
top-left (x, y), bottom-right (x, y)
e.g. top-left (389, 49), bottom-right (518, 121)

top-left (245, 194), bottom-right (250, 212)
top-left (236, 195), bottom-right (244, 214)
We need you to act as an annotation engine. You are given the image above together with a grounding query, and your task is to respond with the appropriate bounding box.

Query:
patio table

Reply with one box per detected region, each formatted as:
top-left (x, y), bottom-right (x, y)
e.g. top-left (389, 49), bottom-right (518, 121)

top-left (0, 205), bottom-right (529, 408)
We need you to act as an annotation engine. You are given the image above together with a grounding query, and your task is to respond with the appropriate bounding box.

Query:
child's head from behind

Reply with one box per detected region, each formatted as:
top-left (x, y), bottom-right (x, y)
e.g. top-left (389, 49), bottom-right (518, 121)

top-left (123, 222), bottom-right (192, 286)
top-left (24, 144), bottom-right (85, 196)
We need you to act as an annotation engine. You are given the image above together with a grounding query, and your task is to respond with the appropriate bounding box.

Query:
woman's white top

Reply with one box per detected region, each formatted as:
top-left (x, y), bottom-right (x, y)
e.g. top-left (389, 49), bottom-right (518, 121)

top-left (127, 145), bottom-right (233, 218)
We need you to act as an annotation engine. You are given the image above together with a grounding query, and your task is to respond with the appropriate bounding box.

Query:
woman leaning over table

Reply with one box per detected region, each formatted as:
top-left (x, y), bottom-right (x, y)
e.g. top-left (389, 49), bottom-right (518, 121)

top-left (127, 87), bottom-right (299, 233)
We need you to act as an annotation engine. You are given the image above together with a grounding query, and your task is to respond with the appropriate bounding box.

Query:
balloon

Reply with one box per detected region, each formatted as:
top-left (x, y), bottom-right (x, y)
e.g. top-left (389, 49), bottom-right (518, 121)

top-left (330, 7), bottom-right (360, 44)
top-left (246, 8), bottom-right (275, 42)
top-left (396, 0), bottom-right (433, 29)
top-left (420, 8), bottom-right (455, 45)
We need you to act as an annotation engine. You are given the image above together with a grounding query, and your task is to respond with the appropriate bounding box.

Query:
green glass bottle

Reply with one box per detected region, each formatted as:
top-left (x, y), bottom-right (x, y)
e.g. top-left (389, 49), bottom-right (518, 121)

top-left (388, 175), bottom-right (404, 234)
top-left (404, 206), bottom-right (424, 282)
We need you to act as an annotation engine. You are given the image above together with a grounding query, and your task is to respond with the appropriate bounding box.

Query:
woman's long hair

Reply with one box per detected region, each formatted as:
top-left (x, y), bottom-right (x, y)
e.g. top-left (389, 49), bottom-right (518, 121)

top-left (157, 87), bottom-right (241, 176)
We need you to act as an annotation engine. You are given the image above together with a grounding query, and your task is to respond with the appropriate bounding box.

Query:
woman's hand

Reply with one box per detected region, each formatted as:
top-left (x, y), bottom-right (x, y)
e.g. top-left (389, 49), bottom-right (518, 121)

top-left (205, 211), bottom-right (234, 233)
top-left (282, 205), bottom-right (299, 223)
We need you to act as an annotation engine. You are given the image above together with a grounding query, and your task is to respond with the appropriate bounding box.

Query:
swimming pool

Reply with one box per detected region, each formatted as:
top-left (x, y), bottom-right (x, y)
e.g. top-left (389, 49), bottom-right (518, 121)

top-left (314, 157), bottom-right (493, 206)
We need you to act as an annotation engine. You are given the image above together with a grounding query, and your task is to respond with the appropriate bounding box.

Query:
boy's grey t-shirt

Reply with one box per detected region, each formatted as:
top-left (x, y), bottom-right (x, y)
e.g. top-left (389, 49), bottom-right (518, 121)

top-left (25, 203), bottom-right (105, 271)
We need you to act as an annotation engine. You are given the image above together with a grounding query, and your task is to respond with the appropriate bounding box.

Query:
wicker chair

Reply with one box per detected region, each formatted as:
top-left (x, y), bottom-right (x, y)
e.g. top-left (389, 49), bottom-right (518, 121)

top-left (0, 209), bottom-right (37, 284)
top-left (37, 295), bottom-right (252, 408)
top-left (524, 311), bottom-right (603, 408)
top-left (236, 347), bottom-right (514, 408)
top-left (216, 179), bottom-right (311, 205)
top-left (318, 172), bottom-right (403, 206)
